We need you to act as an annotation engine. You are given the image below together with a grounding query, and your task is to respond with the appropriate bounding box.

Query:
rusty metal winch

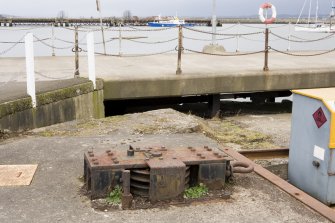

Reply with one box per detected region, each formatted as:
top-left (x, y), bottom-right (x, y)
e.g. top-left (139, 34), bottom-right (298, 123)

top-left (84, 145), bottom-right (253, 207)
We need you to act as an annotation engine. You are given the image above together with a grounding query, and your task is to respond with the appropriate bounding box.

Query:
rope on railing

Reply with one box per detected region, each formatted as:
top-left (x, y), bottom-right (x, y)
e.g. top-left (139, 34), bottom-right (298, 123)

top-left (240, 35), bottom-right (281, 42)
top-left (62, 26), bottom-right (177, 32)
top-left (82, 48), bottom-right (175, 57)
top-left (183, 36), bottom-right (235, 41)
top-left (0, 35), bottom-right (25, 55)
top-left (270, 32), bottom-right (335, 43)
top-left (0, 38), bottom-right (50, 44)
top-left (125, 37), bottom-right (178, 44)
top-left (35, 71), bottom-right (73, 80)
top-left (34, 35), bottom-right (74, 50)
top-left (270, 46), bottom-right (335, 56)
top-left (183, 26), bottom-right (263, 36)
top-left (125, 26), bottom-right (177, 32)
top-left (184, 48), bottom-right (265, 56)
top-left (239, 23), bottom-right (289, 30)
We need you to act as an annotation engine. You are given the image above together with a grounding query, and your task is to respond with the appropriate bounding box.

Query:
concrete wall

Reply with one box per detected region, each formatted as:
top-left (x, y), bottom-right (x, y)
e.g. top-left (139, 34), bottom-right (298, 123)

top-left (0, 80), bottom-right (104, 132)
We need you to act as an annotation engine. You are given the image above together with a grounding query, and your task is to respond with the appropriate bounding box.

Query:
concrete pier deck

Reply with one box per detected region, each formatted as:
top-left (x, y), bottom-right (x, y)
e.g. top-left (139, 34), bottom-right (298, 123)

top-left (1, 52), bottom-right (335, 101)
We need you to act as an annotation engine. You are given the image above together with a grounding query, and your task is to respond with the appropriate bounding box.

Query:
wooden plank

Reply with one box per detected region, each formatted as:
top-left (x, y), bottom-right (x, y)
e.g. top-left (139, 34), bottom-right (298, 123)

top-left (0, 165), bottom-right (38, 186)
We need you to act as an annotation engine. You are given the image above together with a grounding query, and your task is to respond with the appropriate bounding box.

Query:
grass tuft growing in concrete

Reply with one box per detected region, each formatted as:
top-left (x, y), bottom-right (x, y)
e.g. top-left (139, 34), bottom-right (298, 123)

top-left (184, 183), bottom-right (209, 199)
top-left (106, 185), bottom-right (122, 205)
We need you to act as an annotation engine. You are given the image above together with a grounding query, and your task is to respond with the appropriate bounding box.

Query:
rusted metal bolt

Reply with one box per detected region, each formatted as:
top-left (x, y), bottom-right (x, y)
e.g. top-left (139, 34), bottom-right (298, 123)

top-left (201, 155), bottom-right (206, 159)
top-left (197, 153), bottom-right (201, 156)
top-left (188, 146), bottom-right (193, 150)
top-left (89, 153), bottom-right (94, 157)
top-left (93, 161), bottom-right (99, 165)
top-left (108, 152), bottom-right (114, 156)
top-left (213, 152), bottom-right (219, 156)
top-left (92, 158), bottom-right (97, 162)
top-left (294, 192), bottom-right (300, 196)
top-left (204, 145), bottom-right (209, 149)
top-left (88, 151), bottom-right (93, 154)
top-left (106, 150), bottom-right (111, 153)
top-left (172, 157), bottom-right (177, 160)
top-left (191, 148), bottom-right (196, 152)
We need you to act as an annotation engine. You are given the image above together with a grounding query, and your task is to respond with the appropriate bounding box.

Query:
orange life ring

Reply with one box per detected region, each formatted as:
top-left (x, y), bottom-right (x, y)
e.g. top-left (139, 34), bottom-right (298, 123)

top-left (259, 3), bottom-right (277, 24)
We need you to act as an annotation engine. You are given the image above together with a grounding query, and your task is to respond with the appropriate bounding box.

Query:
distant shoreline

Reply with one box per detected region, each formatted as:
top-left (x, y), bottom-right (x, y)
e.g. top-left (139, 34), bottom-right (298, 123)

top-left (0, 17), bottom-right (325, 26)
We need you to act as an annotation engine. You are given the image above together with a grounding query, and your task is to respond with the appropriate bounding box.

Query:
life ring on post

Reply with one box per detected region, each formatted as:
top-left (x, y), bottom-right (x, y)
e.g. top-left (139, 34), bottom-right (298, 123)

top-left (259, 3), bottom-right (277, 24)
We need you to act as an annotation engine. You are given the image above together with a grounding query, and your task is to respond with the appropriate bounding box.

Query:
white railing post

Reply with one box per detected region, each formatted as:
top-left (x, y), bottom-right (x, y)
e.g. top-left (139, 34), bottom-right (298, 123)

top-left (25, 33), bottom-right (36, 108)
top-left (87, 32), bottom-right (96, 89)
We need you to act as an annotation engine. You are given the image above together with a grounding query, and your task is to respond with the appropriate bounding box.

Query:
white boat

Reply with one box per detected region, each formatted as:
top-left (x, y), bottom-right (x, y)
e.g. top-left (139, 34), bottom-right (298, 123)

top-left (295, 0), bottom-right (335, 33)
top-left (147, 16), bottom-right (194, 27)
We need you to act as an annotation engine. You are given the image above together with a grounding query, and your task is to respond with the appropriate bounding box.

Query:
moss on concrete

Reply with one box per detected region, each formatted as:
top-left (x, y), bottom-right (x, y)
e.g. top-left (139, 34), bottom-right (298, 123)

top-left (36, 82), bottom-right (94, 106)
top-left (198, 118), bottom-right (276, 150)
top-left (0, 98), bottom-right (32, 119)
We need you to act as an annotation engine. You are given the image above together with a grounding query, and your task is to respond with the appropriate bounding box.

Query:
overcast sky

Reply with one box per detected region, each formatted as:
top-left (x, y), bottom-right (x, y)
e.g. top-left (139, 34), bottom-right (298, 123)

top-left (1, 0), bottom-right (333, 18)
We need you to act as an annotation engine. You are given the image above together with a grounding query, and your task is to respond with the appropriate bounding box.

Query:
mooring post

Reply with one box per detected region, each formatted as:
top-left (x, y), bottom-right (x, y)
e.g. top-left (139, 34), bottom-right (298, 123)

top-left (263, 27), bottom-right (269, 71)
top-left (25, 33), bottom-right (37, 108)
top-left (176, 25), bottom-right (183, 75)
top-left (121, 170), bottom-right (133, 209)
top-left (51, 23), bottom-right (55, 56)
top-left (87, 32), bottom-right (96, 89)
top-left (74, 26), bottom-right (80, 77)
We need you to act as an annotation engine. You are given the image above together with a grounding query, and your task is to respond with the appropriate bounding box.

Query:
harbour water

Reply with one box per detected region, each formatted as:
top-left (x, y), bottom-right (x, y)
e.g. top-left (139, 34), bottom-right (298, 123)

top-left (0, 23), bottom-right (334, 57)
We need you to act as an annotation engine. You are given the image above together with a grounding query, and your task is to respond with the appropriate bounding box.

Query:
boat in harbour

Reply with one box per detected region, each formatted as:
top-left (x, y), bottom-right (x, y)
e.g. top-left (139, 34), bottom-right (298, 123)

top-left (295, 0), bottom-right (335, 33)
top-left (147, 16), bottom-right (194, 27)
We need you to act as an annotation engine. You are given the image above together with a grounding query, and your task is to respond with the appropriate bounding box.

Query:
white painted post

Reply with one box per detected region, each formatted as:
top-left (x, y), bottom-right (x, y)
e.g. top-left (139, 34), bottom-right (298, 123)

top-left (212, 0), bottom-right (217, 45)
top-left (87, 32), bottom-right (96, 89)
top-left (236, 22), bottom-right (240, 52)
top-left (119, 23), bottom-right (122, 56)
top-left (25, 33), bottom-right (37, 108)
top-left (287, 22), bottom-right (291, 51)
top-left (51, 23), bottom-right (55, 56)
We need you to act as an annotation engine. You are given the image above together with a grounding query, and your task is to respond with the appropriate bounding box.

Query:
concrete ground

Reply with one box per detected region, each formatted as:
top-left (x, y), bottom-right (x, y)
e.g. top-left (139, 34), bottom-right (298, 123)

top-left (0, 109), bottom-right (331, 223)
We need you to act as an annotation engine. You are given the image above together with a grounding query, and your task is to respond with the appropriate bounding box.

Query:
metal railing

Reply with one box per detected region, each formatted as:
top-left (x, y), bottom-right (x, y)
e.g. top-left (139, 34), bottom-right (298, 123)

top-left (1, 23), bottom-right (335, 107)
